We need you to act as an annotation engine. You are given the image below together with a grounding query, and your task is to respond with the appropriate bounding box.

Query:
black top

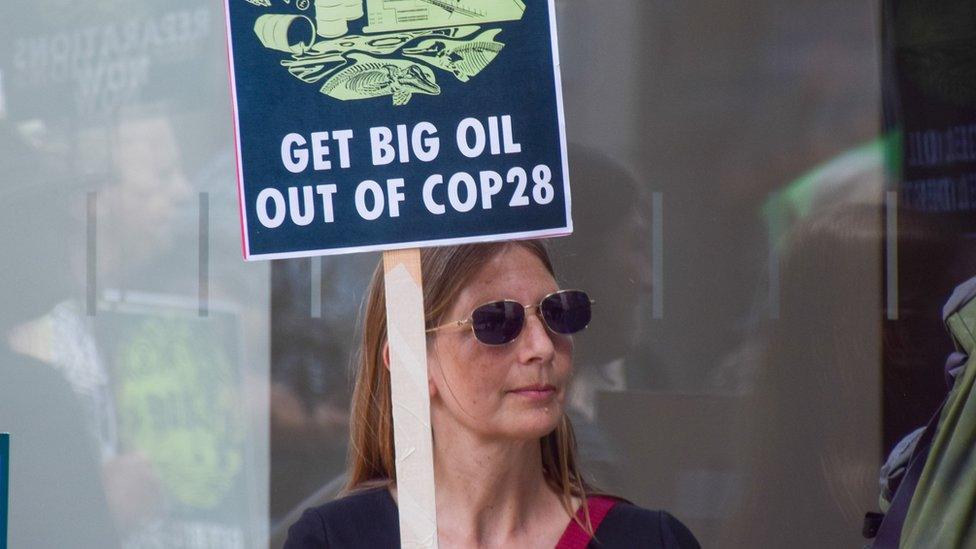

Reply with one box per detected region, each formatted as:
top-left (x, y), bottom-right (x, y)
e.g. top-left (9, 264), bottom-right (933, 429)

top-left (284, 487), bottom-right (700, 548)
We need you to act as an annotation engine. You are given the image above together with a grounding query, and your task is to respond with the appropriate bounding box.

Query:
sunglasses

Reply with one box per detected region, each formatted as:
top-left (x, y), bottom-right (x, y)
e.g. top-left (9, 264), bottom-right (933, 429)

top-left (426, 289), bottom-right (593, 345)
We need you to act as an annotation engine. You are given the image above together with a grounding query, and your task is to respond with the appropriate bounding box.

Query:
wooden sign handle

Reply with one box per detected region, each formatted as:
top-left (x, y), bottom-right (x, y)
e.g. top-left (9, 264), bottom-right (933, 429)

top-left (382, 249), bottom-right (439, 549)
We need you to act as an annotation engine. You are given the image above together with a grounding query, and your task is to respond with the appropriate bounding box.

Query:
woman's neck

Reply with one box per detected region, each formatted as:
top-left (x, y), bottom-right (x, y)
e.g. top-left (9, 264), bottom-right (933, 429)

top-left (429, 428), bottom-right (566, 547)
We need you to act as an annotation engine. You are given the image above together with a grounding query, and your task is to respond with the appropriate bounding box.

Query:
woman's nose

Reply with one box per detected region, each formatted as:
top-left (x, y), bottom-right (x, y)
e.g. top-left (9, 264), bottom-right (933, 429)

top-left (516, 311), bottom-right (556, 364)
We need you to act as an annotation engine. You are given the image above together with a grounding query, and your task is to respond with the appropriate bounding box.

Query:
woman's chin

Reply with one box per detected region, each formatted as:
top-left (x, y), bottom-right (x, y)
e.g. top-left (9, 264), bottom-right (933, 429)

top-left (502, 412), bottom-right (563, 440)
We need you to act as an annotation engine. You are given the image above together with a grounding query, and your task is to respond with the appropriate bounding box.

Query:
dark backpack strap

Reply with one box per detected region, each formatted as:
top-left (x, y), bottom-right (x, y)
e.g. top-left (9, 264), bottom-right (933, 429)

top-left (873, 277), bottom-right (976, 547)
top-left (556, 496), bottom-right (619, 549)
top-left (872, 403), bottom-right (943, 548)
top-left (873, 304), bottom-right (971, 546)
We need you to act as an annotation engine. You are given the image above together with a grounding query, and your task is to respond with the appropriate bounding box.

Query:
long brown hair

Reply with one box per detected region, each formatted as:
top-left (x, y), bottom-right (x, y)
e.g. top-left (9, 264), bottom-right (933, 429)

top-left (344, 240), bottom-right (596, 533)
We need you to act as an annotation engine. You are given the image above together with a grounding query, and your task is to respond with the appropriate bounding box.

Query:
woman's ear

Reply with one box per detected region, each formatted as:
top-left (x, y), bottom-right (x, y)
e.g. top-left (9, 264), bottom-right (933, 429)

top-left (428, 372), bottom-right (438, 399)
top-left (426, 350), bottom-right (439, 399)
top-left (382, 341), bottom-right (391, 371)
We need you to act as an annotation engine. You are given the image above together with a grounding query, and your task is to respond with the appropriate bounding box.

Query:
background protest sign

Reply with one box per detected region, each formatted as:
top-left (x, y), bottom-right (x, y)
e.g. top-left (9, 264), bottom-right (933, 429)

top-left (224, 0), bottom-right (572, 260)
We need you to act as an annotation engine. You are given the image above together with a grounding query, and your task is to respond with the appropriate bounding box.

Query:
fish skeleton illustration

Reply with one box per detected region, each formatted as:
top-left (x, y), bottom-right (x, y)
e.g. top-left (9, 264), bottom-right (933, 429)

top-left (321, 53), bottom-right (440, 105)
top-left (283, 27), bottom-right (481, 84)
top-left (402, 28), bottom-right (504, 82)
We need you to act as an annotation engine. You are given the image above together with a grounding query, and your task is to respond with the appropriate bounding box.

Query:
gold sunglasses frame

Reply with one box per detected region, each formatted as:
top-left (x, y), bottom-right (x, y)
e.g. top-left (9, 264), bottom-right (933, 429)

top-left (425, 289), bottom-right (594, 345)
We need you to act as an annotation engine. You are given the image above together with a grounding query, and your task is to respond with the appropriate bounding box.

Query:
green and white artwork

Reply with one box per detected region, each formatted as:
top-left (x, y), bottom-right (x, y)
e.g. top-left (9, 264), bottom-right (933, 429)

top-left (320, 53), bottom-right (440, 105)
top-left (245, 0), bottom-right (522, 105)
top-left (402, 28), bottom-right (505, 82)
top-left (363, 0), bottom-right (526, 34)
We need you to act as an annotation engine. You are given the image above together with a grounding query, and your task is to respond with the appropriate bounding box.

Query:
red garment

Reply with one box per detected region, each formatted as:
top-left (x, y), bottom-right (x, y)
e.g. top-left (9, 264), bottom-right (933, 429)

top-left (555, 496), bottom-right (620, 549)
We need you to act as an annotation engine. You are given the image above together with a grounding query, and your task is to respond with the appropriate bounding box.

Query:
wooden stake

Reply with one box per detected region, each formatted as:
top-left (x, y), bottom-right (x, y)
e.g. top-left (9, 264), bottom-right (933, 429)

top-left (382, 249), bottom-right (438, 549)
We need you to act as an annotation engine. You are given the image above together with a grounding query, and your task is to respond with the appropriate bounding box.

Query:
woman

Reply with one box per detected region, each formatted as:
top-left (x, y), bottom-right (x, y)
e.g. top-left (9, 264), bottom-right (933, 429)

top-left (285, 241), bottom-right (699, 548)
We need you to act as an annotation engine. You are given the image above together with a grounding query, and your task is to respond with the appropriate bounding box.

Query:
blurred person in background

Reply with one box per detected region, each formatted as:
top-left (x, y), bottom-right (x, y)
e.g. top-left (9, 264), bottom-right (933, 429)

top-left (0, 98), bottom-right (260, 549)
top-left (732, 202), bottom-right (884, 547)
top-left (550, 145), bottom-right (662, 493)
top-left (270, 253), bottom-right (377, 530)
top-left (0, 118), bottom-right (121, 547)
top-left (553, 145), bottom-right (661, 398)
top-left (731, 188), bottom-right (972, 548)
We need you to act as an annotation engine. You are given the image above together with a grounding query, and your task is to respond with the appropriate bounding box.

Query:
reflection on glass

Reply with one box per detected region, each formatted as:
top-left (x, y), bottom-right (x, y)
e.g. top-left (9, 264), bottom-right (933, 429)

top-left (1, 1), bottom-right (268, 548)
top-left (0, 0), bottom-right (906, 547)
top-left (729, 148), bottom-right (884, 546)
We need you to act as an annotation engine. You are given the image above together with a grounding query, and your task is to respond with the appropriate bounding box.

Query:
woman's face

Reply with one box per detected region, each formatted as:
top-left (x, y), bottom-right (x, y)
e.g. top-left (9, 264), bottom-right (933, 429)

top-left (427, 245), bottom-right (574, 441)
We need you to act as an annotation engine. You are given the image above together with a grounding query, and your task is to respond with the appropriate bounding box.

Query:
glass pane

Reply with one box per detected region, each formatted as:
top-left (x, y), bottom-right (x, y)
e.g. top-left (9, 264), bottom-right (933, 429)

top-left (10, 0), bottom-right (973, 548)
top-left (267, 2), bottom-right (885, 548)
top-left (0, 2), bottom-right (269, 547)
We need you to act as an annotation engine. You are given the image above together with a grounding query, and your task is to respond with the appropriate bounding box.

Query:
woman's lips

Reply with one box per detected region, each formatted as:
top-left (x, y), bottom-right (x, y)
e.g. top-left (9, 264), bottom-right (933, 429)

top-left (509, 385), bottom-right (557, 400)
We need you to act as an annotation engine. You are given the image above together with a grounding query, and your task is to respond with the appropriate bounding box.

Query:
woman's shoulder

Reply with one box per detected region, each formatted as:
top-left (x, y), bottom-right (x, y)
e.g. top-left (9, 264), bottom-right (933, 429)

top-left (283, 487), bottom-right (400, 549)
top-left (593, 500), bottom-right (700, 549)
top-left (315, 486), bottom-right (396, 519)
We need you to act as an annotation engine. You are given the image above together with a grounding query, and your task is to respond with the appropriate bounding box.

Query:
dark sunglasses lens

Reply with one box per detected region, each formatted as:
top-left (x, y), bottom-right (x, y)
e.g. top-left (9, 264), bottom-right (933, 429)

top-left (541, 291), bottom-right (591, 334)
top-left (471, 301), bottom-right (525, 345)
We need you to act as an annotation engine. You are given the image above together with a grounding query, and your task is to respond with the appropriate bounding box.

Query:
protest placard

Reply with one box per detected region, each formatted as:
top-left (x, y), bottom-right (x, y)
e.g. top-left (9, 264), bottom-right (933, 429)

top-left (224, 2), bottom-right (569, 546)
top-left (225, 0), bottom-right (570, 260)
